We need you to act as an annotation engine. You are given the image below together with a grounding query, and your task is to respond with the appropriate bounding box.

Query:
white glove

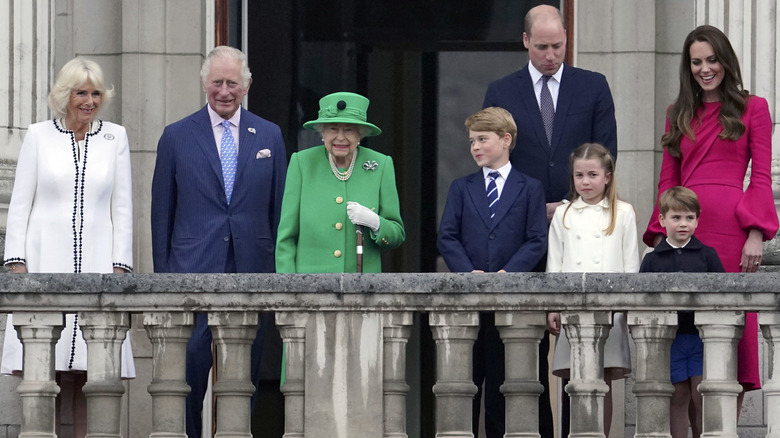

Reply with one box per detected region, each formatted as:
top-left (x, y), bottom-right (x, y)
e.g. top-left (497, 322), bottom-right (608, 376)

top-left (347, 201), bottom-right (380, 232)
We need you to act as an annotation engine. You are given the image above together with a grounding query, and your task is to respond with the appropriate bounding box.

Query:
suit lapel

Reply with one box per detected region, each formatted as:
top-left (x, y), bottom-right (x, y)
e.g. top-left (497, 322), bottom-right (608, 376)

top-left (191, 107), bottom-right (224, 183)
top-left (550, 64), bottom-right (574, 155)
top-left (465, 172), bottom-right (492, 228)
top-left (235, 108), bottom-right (258, 185)
top-left (518, 67), bottom-right (552, 157)
top-left (491, 169), bottom-right (523, 226)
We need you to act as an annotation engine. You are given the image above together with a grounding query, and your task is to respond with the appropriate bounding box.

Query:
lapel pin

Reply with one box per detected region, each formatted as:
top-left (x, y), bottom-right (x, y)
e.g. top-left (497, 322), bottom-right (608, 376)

top-left (248, 127), bottom-right (256, 134)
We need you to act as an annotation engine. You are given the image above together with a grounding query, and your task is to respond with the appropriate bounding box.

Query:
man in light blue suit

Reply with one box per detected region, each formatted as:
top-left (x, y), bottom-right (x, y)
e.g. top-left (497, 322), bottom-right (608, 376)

top-left (151, 46), bottom-right (287, 438)
top-left (482, 5), bottom-right (618, 438)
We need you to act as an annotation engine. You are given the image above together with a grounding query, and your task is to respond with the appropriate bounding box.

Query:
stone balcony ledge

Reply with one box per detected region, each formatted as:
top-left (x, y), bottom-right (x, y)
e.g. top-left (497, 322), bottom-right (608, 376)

top-left (0, 272), bottom-right (777, 312)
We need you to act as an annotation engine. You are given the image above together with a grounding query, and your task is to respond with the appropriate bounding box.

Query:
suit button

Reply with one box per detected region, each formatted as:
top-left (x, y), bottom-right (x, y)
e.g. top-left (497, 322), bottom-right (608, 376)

top-left (223, 236), bottom-right (229, 242)
top-left (335, 222), bottom-right (343, 230)
top-left (549, 162), bottom-right (555, 167)
top-left (336, 196), bottom-right (344, 204)
top-left (334, 250), bottom-right (342, 257)
top-left (593, 258), bottom-right (601, 264)
top-left (489, 234), bottom-right (495, 239)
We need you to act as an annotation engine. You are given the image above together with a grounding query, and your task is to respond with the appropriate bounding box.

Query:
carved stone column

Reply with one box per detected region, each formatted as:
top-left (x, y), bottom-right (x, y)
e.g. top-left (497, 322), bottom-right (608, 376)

top-left (382, 312), bottom-right (413, 438)
top-left (627, 311), bottom-right (677, 438)
top-left (759, 312), bottom-right (780, 438)
top-left (143, 312), bottom-right (195, 438)
top-left (209, 311), bottom-right (258, 438)
top-left (13, 312), bottom-right (63, 438)
top-left (562, 311), bottom-right (611, 438)
top-left (696, 311), bottom-right (743, 438)
top-left (79, 311), bottom-right (130, 438)
top-left (429, 312), bottom-right (479, 437)
top-left (495, 311), bottom-right (547, 438)
top-left (276, 312), bottom-right (310, 438)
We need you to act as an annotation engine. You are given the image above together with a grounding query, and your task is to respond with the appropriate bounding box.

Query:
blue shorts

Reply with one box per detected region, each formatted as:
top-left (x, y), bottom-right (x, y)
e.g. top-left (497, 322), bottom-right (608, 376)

top-left (670, 333), bottom-right (703, 384)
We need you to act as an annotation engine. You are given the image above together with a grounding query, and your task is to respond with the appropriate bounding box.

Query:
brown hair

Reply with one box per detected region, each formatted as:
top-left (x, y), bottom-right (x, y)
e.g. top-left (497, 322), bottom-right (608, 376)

top-left (661, 25), bottom-right (748, 158)
top-left (658, 186), bottom-right (701, 217)
top-left (563, 143), bottom-right (619, 235)
top-left (465, 107), bottom-right (518, 151)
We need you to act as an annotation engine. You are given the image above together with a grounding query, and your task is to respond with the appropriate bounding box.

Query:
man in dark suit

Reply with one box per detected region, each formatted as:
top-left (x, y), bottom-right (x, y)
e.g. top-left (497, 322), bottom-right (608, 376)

top-left (151, 46), bottom-right (287, 438)
top-left (482, 5), bottom-right (618, 437)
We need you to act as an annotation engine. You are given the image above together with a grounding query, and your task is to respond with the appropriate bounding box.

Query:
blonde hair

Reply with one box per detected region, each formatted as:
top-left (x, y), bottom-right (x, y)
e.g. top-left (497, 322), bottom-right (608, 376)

top-left (562, 143), bottom-right (619, 235)
top-left (48, 57), bottom-right (114, 118)
top-left (658, 186), bottom-right (701, 217)
top-left (464, 107), bottom-right (518, 150)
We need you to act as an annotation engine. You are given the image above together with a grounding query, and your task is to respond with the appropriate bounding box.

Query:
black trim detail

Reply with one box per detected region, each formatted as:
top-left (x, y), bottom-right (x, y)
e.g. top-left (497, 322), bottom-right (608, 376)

top-left (113, 263), bottom-right (133, 273)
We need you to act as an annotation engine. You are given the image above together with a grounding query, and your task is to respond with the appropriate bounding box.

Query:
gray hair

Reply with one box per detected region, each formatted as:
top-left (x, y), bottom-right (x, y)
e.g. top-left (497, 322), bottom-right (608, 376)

top-left (200, 46), bottom-right (252, 88)
top-left (314, 123), bottom-right (371, 140)
top-left (48, 57), bottom-right (114, 118)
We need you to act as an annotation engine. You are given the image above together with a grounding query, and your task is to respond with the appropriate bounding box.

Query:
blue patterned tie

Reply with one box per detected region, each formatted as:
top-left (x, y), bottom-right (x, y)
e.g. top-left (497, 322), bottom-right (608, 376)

top-left (487, 171), bottom-right (500, 220)
top-left (540, 75), bottom-right (555, 146)
top-left (220, 120), bottom-right (237, 204)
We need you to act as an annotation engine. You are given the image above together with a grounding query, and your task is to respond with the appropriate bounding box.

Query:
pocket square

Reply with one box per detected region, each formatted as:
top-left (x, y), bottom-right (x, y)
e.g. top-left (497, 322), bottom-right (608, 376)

top-left (256, 149), bottom-right (272, 159)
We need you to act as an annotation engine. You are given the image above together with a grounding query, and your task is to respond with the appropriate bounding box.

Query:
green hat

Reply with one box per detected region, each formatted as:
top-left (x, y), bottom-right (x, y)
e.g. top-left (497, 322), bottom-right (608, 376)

top-left (303, 92), bottom-right (382, 137)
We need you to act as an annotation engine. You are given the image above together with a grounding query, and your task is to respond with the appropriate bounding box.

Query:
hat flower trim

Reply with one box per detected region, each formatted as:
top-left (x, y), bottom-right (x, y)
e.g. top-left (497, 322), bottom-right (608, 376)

top-left (363, 160), bottom-right (378, 171)
top-left (318, 106), bottom-right (367, 121)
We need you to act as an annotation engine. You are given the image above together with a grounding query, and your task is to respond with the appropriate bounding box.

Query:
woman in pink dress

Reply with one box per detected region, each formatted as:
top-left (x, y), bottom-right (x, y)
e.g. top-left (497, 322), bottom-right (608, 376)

top-left (644, 24), bottom-right (778, 414)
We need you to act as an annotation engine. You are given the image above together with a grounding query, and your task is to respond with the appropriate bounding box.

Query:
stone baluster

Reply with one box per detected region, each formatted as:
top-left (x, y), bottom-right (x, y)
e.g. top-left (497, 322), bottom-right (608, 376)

top-left (209, 311), bottom-right (259, 438)
top-left (696, 311), bottom-right (743, 438)
top-left (562, 311), bottom-right (611, 438)
top-left (429, 312), bottom-right (479, 437)
top-left (759, 312), bottom-right (780, 438)
top-left (143, 312), bottom-right (195, 438)
top-left (381, 312), bottom-right (413, 438)
top-left (13, 312), bottom-right (64, 438)
top-left (79, 311), bottom-right (130, 438)
top-left (495, 311), bottom-right (547, 438)
top-left (276, 312), bottom-right (310, 438)
top-left (627, 311), bottom-right (677, 438)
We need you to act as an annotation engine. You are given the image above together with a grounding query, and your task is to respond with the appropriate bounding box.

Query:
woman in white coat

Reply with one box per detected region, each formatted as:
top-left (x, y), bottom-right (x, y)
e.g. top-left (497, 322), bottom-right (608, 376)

top-left (2, 57), bottom-right (134, 438)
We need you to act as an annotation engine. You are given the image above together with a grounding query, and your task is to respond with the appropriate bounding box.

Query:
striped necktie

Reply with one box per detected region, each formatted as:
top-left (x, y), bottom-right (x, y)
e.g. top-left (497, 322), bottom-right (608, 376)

top-left (487, 171), bottom-right (500, 219)
top-left (220, 120), bottom-right (237, 204)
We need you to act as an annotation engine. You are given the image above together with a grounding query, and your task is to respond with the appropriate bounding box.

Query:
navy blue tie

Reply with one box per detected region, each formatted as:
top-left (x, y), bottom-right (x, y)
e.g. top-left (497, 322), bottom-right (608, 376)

top-left (487, 171), bottom-right (500, 219)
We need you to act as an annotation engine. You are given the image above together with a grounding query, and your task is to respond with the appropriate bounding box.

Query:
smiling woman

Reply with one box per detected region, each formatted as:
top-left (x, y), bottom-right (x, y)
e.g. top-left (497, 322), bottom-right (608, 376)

top-left (2, 56), bottom-right (134, 438)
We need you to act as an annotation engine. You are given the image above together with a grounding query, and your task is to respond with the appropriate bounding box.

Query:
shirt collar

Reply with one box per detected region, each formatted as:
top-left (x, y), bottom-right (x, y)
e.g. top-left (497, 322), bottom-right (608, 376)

top-left (570, 196), bottom-right (610, 210)
top-left (483, 162), bottom-right (512, 180)
top-left (207, 104), bottom-right (241, 129)
top-left (528, 62), bottom-right (564, 85)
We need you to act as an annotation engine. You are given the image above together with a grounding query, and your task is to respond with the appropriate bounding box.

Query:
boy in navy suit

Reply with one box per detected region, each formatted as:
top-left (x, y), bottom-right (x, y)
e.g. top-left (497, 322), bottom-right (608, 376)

top-left (438, 107), bottom-right (547, 437)
top-left (640, 186), bottom-right (724, 438)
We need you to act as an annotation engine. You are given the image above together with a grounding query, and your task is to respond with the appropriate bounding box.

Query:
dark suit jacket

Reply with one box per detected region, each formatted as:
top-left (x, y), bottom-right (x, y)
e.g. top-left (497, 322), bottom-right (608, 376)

top-left (151, 106), bottom-right (287, 273)
top-left (483, 63), bottom-right (617, 203)
top-left (438, 168), bottom-right (547, 272)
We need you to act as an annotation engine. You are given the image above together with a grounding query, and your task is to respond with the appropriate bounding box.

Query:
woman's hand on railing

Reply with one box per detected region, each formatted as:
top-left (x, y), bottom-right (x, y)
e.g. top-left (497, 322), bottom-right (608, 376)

top-left (547, 312), bottom-right (561, 336)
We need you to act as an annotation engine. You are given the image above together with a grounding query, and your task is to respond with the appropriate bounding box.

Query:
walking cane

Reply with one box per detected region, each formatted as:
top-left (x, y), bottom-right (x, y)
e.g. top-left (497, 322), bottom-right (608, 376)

top-left (356, 225), bottom-right (364, 273)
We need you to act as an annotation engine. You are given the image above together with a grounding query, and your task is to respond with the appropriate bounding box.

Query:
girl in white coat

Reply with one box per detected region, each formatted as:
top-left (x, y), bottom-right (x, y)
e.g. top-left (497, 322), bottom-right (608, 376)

top-left (546, 143), bottom-right (639, 436)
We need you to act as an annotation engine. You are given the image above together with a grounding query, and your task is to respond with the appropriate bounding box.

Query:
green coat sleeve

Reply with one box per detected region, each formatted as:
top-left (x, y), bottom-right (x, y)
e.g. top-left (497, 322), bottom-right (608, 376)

top-left (369, 155), bottom-right (405, 249)
top-left (275, 152), bottom-right (301, 273)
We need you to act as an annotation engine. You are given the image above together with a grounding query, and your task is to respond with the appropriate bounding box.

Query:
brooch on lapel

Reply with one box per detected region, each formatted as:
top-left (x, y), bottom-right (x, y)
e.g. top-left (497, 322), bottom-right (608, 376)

top-left (248, 127), bottom-right (256, 134)
top-left (104, 133), bottom-right (115, 140)
top-left (256, 149), bottom-right (272, 159)
top-left (362, 160), bottom-right (378, 171)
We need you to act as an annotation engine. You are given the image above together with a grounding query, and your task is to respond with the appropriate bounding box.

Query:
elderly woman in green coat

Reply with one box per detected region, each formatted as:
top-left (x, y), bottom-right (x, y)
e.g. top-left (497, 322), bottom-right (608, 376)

top-left (275, 92), bottom-right (405, 435)
top-left (276, 91), bottom-right (405, 273)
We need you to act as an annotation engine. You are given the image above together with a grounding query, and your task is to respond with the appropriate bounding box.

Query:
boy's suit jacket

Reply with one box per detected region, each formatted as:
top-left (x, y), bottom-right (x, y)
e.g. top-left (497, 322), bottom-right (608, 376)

top-left (151, 105), bottom-right (287, 273)
top-left (483, 63), bottom-right (617, 203)
top-left (438, 167), bottom-right (547, 272)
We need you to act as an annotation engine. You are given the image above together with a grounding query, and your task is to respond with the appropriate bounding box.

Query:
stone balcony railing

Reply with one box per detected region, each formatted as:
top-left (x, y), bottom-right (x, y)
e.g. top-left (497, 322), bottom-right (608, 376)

top-left (1, 272), bottom-right (779, 438)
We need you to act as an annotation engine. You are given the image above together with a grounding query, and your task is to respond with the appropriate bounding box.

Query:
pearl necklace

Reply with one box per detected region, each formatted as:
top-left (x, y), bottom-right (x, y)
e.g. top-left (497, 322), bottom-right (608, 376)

top-left (328, 149), bottom-right (358, 181)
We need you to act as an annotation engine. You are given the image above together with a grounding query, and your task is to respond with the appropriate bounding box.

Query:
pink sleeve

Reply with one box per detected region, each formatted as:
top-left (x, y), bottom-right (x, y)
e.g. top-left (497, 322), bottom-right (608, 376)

top-left (642, 119), bottom-right (682, 247)
top-left (735, 96), bottom-right (779, 241)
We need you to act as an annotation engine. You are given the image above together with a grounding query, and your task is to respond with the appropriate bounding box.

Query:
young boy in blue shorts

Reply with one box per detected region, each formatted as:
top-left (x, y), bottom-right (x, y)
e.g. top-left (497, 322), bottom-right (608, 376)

top-left (438, 107), bottom-right (548, 437)
top-left (640, 186), bottom-right (724, 438)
